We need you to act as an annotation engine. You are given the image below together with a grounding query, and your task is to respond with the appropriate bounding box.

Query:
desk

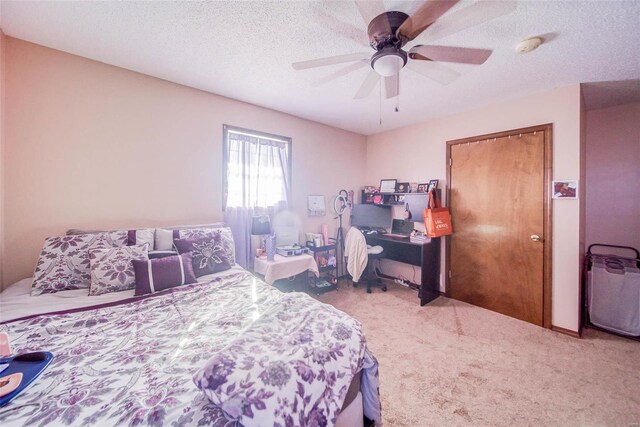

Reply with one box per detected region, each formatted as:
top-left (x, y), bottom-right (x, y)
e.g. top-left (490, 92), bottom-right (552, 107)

top-left (365, 234), bottom-right (441, 306)
top-left (253, 254), bottom-right (319, 285)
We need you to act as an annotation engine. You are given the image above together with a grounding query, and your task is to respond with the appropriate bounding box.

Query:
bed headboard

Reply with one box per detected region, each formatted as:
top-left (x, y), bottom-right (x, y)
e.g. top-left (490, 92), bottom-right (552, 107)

top-left (66, 223), bottom-right (227, 235)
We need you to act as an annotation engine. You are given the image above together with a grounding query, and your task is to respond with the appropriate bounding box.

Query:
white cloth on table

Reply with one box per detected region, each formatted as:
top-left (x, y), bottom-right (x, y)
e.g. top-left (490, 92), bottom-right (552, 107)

top-left (253, 254), bottom-right (319, 285)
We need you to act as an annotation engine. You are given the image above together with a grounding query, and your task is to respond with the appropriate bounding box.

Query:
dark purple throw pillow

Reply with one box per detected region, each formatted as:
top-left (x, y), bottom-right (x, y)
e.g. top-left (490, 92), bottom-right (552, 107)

top-left (132, 252), bottom-right (197, 296)
top-left (174, 236), bottom-right (233, 277)
top-left (148, 250), bottom-right (179, 259)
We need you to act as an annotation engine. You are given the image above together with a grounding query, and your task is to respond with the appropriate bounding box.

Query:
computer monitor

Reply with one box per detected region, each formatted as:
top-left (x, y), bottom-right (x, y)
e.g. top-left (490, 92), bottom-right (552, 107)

top-left (350, 204), bottom-right (392, 229)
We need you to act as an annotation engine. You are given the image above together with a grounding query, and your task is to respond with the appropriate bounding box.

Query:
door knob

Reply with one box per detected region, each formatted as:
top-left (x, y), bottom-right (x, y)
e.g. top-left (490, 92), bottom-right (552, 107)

top-left (530, 234), bottom-right (543, 242)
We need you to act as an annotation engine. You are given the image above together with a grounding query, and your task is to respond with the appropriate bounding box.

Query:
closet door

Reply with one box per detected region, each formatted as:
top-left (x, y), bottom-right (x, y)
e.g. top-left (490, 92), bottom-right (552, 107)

top-left (447, 126), bottom-right (552, 326)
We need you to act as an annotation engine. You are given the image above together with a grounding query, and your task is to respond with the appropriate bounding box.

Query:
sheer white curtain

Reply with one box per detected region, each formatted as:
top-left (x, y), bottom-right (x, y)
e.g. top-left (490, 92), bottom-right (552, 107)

top-left (223, 130), bottom-right (290, 268)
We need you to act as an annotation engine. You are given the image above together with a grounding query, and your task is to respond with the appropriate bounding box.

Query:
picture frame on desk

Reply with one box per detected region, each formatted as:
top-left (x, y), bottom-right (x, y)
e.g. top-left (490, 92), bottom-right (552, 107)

top-left (379, 179), bottom-right (397, 193)
top-left (417, 183), bottom-right (428, 193)
top-left (395, 182), bottom-right (409, 193)
top-left (427, 179), bottom-right (439, 192)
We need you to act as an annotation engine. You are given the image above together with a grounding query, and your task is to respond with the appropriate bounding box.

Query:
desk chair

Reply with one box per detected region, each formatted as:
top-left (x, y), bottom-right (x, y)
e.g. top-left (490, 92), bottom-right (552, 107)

top-left (357, 250), bottom-right (387, 293)
top-left (344, 228), bottom-right (387, 293)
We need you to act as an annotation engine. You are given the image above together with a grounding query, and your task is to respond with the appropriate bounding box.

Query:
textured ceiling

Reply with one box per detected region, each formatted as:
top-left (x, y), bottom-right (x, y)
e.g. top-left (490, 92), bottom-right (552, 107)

top-left (582, 79), bottom-right (640, 111)
top-left (1, 0), bottom-right (639, 135)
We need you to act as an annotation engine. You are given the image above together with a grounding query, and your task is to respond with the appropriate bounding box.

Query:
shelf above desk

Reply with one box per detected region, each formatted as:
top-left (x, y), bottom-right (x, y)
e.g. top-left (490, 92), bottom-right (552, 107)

top-left (360, 189), bottom-right (442, 209)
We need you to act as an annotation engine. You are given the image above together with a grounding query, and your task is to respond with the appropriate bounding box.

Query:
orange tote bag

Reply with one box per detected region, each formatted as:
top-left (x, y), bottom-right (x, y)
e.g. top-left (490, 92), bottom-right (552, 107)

top-left (423, 189), bottom-right (453, 238)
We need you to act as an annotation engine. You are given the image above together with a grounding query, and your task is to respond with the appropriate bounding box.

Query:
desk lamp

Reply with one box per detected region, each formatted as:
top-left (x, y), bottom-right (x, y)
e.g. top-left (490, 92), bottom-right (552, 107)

top-left (251, 215), bottom-right (271, 257)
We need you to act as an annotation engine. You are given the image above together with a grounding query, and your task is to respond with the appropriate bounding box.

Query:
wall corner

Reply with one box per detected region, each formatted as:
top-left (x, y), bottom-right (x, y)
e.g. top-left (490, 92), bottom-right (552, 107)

top-left (0, 29), bottom-right (6, 290)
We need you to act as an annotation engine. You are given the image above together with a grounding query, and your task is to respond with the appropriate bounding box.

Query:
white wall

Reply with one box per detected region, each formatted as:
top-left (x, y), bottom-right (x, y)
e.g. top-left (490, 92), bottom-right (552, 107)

top-left (366, 85), bottom-right (583, 332)
top-left (585, 102), bottom-right (640, 250)
top-left (2, 37), bottom-right (367, 287)
top-left (2, 36), bottom-right (591, 333)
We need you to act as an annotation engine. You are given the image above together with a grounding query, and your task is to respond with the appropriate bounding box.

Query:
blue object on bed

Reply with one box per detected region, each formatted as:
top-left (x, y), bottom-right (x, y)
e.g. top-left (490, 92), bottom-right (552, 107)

top-left (0, 351), bottom-right (54, 407)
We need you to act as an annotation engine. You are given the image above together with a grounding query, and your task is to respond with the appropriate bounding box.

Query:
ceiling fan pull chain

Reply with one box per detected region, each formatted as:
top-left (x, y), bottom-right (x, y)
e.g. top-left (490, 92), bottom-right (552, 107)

top-left (396, 70), bottom-right (400, 113)
top-left (379, 78), bottom-right (383, 125)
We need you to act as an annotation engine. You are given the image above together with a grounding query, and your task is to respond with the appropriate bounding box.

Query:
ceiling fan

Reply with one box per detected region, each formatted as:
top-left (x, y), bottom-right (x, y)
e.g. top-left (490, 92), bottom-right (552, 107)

top-left (292, 0), bottom-right (517, 100)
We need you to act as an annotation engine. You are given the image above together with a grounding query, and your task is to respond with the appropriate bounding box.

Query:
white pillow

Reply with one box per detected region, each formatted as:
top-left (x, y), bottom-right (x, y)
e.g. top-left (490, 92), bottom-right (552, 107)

top-left (135, 229), bottom-right (156, 249)
top-left (154, 229), bottom-right (174, 251)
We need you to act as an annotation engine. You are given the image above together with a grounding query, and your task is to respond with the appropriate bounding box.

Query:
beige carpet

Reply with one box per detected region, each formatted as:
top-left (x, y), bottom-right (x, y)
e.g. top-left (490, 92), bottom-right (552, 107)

top-left (316, 281), bottom-right (640, 426)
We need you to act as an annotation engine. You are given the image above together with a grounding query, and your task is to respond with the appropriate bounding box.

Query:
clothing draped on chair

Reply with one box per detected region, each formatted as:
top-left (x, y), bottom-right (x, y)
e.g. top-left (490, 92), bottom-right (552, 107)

top-left (223, 131), bottom-right (290, 269)
top-left (344, 227), bottom-right (369, 283)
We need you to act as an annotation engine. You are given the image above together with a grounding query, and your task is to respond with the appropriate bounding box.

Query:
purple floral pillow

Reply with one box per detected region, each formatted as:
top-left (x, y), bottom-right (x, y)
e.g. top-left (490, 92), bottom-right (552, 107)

top-left (132, 252), bottom-right (197, 296)
top-left (174, 236), bottom-right (232, 277)
top-left (31, 231), bottom-right (129, 296)
top-left (174, 227), bottom-right (220, 240)
top-left (176, 227), bottom-right (236, 265)
top-left (88, 244), bottom-right (149, 296)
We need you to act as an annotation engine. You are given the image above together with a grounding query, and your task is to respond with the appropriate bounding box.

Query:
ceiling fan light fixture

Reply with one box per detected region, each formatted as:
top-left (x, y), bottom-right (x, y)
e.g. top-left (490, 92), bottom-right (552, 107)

top-left (371, 48), bottom-right (407, 77)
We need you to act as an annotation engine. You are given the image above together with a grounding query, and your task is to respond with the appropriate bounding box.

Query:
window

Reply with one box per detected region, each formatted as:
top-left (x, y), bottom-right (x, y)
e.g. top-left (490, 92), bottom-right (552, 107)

top-left (222, 125), bottom-right (291, 210)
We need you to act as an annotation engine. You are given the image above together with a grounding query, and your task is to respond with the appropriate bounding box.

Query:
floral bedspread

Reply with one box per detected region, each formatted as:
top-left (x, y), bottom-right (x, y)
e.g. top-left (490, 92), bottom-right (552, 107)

top-left (0, 270), bottom-right (381, 427)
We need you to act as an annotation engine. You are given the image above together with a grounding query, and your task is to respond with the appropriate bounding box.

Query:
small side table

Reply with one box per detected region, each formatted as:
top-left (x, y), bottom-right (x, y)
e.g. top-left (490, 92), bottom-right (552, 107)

top-left (253, 254), bottom-right (319, 286)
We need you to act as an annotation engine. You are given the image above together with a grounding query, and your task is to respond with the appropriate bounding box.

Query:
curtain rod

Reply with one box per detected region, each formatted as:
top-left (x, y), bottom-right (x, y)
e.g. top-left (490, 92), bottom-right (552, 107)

top-left (228, 129), bottom-right (289, 144)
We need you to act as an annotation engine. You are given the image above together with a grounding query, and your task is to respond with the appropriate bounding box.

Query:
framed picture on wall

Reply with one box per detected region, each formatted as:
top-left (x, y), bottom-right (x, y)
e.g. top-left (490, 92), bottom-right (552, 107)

top-left (307, 195), bottom-right (326, 216)
top-left (552, 180), bottom-right (578, 199)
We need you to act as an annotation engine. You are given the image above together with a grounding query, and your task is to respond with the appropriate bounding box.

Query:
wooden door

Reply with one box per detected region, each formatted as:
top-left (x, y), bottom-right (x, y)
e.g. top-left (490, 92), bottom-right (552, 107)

top-left (447, 125), bottom-right (552, 326)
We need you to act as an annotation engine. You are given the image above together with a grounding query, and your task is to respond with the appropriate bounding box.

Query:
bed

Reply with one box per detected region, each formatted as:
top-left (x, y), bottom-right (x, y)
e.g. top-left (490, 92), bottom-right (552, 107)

top-left (0, 265), bottom-right (381, 426)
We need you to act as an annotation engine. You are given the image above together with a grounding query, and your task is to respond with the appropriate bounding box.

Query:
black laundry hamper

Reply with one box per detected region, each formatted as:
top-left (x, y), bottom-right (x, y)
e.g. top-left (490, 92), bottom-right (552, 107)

top-left (582, 244), bottom-right (640, 341)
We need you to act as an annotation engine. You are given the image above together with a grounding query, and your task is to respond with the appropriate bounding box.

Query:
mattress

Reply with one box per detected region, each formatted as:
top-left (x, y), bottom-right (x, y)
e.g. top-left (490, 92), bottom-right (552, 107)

top-left (0, 267), bottom-right (380, 426)
top-left (0, 266), bottom-right (246, 323)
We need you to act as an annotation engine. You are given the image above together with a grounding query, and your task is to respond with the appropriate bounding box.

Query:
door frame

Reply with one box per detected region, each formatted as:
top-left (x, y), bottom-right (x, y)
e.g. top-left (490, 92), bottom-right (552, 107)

top-left (445, 124), bottom-right (553, 328)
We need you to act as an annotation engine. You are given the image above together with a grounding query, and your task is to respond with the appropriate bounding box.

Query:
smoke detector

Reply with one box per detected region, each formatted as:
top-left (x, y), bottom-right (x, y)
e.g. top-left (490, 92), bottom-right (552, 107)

top-left (516, 37), bottom-right (542, 54)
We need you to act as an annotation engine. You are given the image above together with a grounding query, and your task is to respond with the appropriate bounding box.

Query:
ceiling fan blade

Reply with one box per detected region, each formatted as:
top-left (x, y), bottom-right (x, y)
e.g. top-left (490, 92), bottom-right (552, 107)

top-left (396, 0), bottom-right (459, 42)
top-left (312, 6), bottom-right (369, 47)
top-left (292, 52), bottom-right (371, 70)
top-left (407, 60), bottom-right (460, 85)
top-left (384, 75), bottom-right (399, 99)
top-left (312, 61), bottom-right (369, 87)
top-left (395, 0), bottom-right (426, 16)
top-left (415, 0), bottom-right (517, 44)
top-left (354, 0), bottom-right (386, 26)
top-left (409, 45), bottom-right (492, 65)
top-left (354, 70), bottom-right (381, 99)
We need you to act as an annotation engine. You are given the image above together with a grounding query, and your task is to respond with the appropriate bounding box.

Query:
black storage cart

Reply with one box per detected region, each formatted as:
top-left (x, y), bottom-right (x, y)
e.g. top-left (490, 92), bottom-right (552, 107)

top-left (306, 241), bottom-right (338, 295)
top-left (582, 244), bottom-right (640, 341)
